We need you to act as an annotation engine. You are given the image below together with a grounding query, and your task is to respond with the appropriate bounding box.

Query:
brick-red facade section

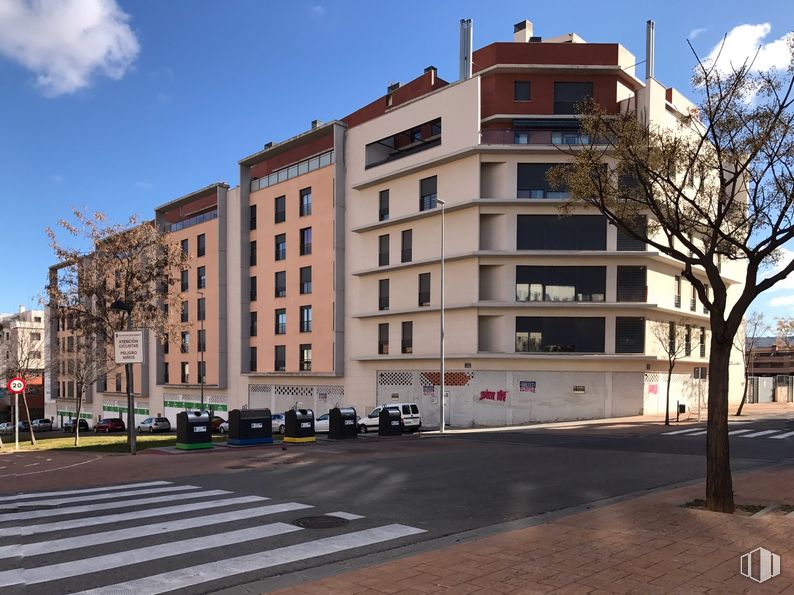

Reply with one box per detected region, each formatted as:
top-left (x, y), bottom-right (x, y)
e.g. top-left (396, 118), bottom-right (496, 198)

top-left (480, 72), bottom-right (621, 119)
top-left (163, 191), bottom-right (218, 223)
top-left (249, 133), bottom-right (334, 180)
top-left (473, 42), bottom-right (621, 72)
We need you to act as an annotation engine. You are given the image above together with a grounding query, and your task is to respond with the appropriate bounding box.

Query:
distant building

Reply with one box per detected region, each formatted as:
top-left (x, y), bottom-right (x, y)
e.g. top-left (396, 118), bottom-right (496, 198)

top-left (0, 306), bottom-right (46, 421)
top-left (746, 337), bottom-right (794, 377)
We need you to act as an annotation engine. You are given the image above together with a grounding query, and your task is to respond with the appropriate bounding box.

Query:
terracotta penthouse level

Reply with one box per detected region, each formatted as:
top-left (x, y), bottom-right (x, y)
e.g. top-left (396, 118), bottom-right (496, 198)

top-left (342, 20), bottom-right (746, 427)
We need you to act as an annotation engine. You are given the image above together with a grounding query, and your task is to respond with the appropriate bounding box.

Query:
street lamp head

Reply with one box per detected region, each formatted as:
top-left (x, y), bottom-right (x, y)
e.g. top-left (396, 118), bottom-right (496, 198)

top-left (437, 198), bottom-right (446, 205)
top-left (110, 300), bottom-right (131, 312)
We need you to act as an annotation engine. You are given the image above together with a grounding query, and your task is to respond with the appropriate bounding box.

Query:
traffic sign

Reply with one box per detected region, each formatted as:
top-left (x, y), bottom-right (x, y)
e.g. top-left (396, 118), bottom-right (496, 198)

top-left (8, 377), bottom-right (25, 394)
top-left (114, 331), bottom-right (145, 364)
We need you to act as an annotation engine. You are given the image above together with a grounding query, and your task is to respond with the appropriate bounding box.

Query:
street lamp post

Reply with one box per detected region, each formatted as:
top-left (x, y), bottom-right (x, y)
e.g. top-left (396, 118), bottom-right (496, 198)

top-left (438, 198), bottom-right (446, 433)
top-left (110, 300), bottom-right (136, 455)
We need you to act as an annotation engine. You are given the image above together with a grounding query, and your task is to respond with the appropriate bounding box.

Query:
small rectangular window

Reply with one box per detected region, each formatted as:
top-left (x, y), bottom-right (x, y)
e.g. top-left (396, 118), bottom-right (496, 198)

top-left (163, 362), bottom-right (169, 384)
top-left (180, 269), bottom-right (189, 292)
top-left (274, 345), bottom-right (286, 371)
top-left (249, 205), bottom-right (257, 230)
top-left (378, 323), bottom-right (389, 355)
top-left (197, 266), bottom-right (206, 289)
top-left (275, 271), bottom-right (286, 297)
top-left (250, 276), bottom-right (257, 301)
top-left (401, 321), bottom-right (413, 354)
top-left (401, 230), bottom-right (412, 263)
top-left (300, 187), bottom-right (312, 216)
top-left (554, 82), bottom-right (593, 114)
top-left (300, 305), bottom-right (312, 332)
top-left (180, 331), bottom-right (189, 353)
top-left (250, 346), bottom-right (257, 372)
top-left (250, 311), bottom-right (258, 337)
top-left (300, 344), bottom-right (312, 371)
top-left (197, 329), bottom-right (206, 353)
top-left (181, 239), bottom-right (189, 255)
top-left (379, 234), bottom-right (389, 266)
top-left (197, 297), bottom-right (205, 321)
top-left (300, 227), bottom-right (312, 256)
top-left (419, 176), bottom-right (438, 211)
top-left (181, 300), bottom-right (189, 323)
top-left (275, 195), bottom-right (286, 223)
top-left (197, 234), bottom-right (206, 257)
top-left (418, 273), bottom-right (431, 306)
top-left (379, 190), bottom-right (389, 221)
top-left (275, 234), bottom-right (286, 260)
top-left (379, 279), bottom-right (389, 311)
top-left (300, 266), bottom-right (312, 294)
top-left (514, 80), bottom-right (531, 101)
top-left (249, 240), bottom-right (257, 266)
top-left (198, 360), bottom-right (206, 384)
top-left (275, 308), bottom-right (286, 335)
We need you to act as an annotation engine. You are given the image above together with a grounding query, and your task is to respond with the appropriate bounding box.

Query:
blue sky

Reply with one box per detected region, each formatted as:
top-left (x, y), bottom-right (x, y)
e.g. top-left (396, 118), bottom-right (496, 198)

top-left (0, 0), bottom-right (792, 321)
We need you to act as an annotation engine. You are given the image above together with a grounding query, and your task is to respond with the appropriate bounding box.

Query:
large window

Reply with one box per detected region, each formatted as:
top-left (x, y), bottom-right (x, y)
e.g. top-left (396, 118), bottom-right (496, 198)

top-left (181, 300), bottom-right (189, 323)
top-left (419, 176), bottom-right (437, 211)
top-left (401, 229), bottom-right (412, 263)
top-left (181, 239), bottom-right (189, 255)
top-left (401, 321), bottom-right (413, 354)
top-left (249, 206), bottom-right (257, 230)
top-left (197, 234), bottom-right (205, 257)
top-left (197, 329), bottom-right (206, 353)
top-left (615, 317), bottom-right (645, 353)
top-left (300, 187), bottom-right (312, 217)
top-left (300, 266), bottom-right (312, 294)
top-left (180, 269), bottom-right (189, 292)
top-left (274, 345), bottom-right (286, 371)
top-left (197, 297), bottom-right (206, 321)
top-left (197, 266), bottom-right (206, 289)
top-left (616, 217), bottom-right (647, 251)
top-left (275, 234), bottom-right (286, 261)
top-left (300, 344), bottom-right (312, 371)
top-left (378, 234), bottom-right (389, 266)
top-left (180, 362), bottom-right (189, 384)
top-left (616, 266), bottom-right (647, 302)
top-left (379, 279), bottom-right (389, 311)
top-left (418, 273), bottom-right (431, 306)
top-left (515, 317), bottom-right (605, 353)
top-left (378, 323), bottom-right (389, 354)
top-left (180, 332), bottom-right (189, 353)
top-left (365, 118), bottom-right (442, 168)
top-left (275, 271), bottom-right (286, 297)
top-left (379, 190), bottom-right (389, 221)
top-left (517, 215), bottom-right (606, 250)
top-left (517, 164), bottom-right (569, 198)
top-left (300, 305), bottom-right (312, 332)
top-left (275, 309), bottom-right (286, 334)
top-left (274, 195), bottom-right (286, 223)
top-left (300, 228), bottom-right (312, 256)
top-left (554, 82), bottom-right (593, 114)
top-left (516, 266), bottom-right (605, 302)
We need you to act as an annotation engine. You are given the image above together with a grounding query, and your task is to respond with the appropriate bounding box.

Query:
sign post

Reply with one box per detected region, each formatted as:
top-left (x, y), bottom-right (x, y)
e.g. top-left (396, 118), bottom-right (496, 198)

top-left (114, 331), bottom-right (144, 455)
top-left (8, 377), bottom-right (26, 452)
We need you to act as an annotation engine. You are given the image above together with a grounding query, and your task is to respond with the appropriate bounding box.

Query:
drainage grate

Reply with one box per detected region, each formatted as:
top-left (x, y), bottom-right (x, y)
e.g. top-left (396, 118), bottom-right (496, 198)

top-left (291, 515), bottom-right (349, 529)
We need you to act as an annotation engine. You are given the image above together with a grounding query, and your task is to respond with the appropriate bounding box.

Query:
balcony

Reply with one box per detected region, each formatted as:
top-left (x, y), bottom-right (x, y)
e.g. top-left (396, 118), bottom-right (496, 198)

top-left (166, 209), bottom-right (218, 233)
top-left (481, 127), bottom-right (592, 146)
top-left (250, 150), bottom-right (334, 193)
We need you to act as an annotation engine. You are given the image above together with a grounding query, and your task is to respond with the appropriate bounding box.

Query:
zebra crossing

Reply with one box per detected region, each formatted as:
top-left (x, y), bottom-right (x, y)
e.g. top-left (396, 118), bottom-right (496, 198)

top-left (0, 479), bottom-right (425, 594)
top-left (661, 426), bottom-right (794, 439)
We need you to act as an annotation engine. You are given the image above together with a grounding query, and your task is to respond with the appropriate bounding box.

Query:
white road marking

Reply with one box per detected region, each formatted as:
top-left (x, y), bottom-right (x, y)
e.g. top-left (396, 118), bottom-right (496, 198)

top-left (660, 428), bottom-right (703, 435)
top-left (326, 511), bottom-right (364, 520)
top-left (728, 429), bottom-right (753, 435)
top-left (770, 430), bottom-right (794, 440)
top-left (9, 495), bottom-right (268, 536)
top-left (0, 455), bottom-right (101, 479)
top-left (75, 524), bottom-right (427, 595)
top-left (688, 430), bottom-right (708, 436)
top-left (0, 489), bottom-right (232, 522)
top-left (9, 485), bottom-right (197, 508)
top-left (0, 502), bottom-right (313, 559)
top-left (0, 480), bottom-right (172, 503)
top-left (0, 523), bottom-right (303, 586)
top-left (741, 430), bottom-right (780, 438)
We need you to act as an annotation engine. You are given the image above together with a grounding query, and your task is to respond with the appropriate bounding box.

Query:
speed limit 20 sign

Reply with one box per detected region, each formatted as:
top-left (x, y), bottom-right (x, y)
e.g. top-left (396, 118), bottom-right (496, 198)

top-left (8, 377), bottom-right (26, 394)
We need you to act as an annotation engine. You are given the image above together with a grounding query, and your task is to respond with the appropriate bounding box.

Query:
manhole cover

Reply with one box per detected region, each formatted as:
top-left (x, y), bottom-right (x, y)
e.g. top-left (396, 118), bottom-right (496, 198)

top-left (291, 515), bottom-right (349, 529)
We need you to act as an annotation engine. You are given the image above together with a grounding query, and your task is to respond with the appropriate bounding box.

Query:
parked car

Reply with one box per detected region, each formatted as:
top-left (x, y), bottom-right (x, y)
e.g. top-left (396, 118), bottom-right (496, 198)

top-left (17, 420), bottom-right (30, 432)
top-left (63, 418), bottom-right (90, 433)
top-left (31, 419), bottom-right (53, 432)
top-left (358, 402), bottom-right (421, 433)
top-left (0, 422), bottom-right (14, 434)
top-left (137, 417), bottom-right (171, 433)
top-left (315, 413), bottom-right (330, 433)
top-left (271, 413), bottom-right (286, 434)
top-left (211, 416), bottom-right (226, 433)
top-left (218, 420), bottom-right (229, 434)
top-left (94, 418), bottom-right (126, 433)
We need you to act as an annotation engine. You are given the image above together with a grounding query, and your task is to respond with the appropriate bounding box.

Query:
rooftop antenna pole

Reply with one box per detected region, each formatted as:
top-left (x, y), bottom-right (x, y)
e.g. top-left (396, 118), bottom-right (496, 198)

top-left (646, 20), bottom-right (655, 80)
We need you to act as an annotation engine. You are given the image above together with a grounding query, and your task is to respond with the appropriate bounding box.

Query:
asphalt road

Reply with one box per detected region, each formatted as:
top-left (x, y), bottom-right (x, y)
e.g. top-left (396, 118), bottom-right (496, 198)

top-left (2, 418), bottom-right (791, 594)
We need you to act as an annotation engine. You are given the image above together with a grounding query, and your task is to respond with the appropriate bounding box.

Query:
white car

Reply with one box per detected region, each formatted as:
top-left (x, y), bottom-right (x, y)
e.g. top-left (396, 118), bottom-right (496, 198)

top-left (358, 403), bottom-right (421, 433)
top-left (218, 421), bottom-right (229, 434)
top-left (271, 413), bottom-right (286, 434)
top-left (0, 422), bottom-right (13, 434)
top-left (314, 414), bottom-right (329, 433)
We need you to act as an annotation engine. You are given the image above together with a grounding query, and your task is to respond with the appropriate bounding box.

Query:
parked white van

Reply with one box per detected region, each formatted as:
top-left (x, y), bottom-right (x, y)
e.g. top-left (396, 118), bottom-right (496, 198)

top-left (358, 402), bottom-right (421, 433)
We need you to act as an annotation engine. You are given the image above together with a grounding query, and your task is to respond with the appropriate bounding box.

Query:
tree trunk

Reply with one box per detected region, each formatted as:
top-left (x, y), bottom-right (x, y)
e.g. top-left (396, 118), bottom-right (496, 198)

top-left (22, 390), bottom-right (37, 446)
top-left (74, 395), bottom-right (82, 447)
top-left (706, 332), bottom-right (735, 513)
top-left (735, 371), bottom-right (749, 416)
top-left (665, 364), bottom-right (673, 425)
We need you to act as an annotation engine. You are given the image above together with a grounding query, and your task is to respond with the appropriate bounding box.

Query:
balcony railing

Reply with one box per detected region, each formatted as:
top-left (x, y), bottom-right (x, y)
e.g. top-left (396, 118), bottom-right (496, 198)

top-left (300, 321), bottom-right (312, 332)
top-left (690, 298), bottom-right (697, 312)
top-left (401, 249), bottom-right (412, 263)
top-left (378, 298), bottom-right (389, 311)
top-left (674, 295), bottom-right (681, 308)
top-left (251, 150), bottom-right (334, 193)
top-left (166, 209), bottom-right (218, 233)
top-left (275, 323), bottom-right (286, 335)
top-left (481, 128), bottom-right (593, 146)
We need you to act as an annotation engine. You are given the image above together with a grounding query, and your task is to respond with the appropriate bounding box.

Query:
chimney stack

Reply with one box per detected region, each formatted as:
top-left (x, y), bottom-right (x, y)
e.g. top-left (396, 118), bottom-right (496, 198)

top-left (459, 18), bottom-right (473, 80)
top-left (311, 119), bottom-right (321, 129)
top-left (645, 20), bottom-right (655, 80)
top-left (387, 82), bottom-right (400, 93)
top-left (264, 142), bottom-right (273, 149)
top-left (514, 20), bottom-right (533, 43)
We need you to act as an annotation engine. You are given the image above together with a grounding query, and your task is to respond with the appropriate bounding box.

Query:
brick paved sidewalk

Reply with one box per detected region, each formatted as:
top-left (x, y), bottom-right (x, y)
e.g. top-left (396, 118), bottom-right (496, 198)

top-left (270, 465), bottom-right (794, 594)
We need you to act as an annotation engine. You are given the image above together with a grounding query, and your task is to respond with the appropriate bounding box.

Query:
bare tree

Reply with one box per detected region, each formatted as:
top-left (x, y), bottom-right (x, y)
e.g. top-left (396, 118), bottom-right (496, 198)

top-left (549, 39), bottom-right (794, 512)
top-left (47, 210), bottom-right (188, 451)
top-left (650, 320), bottom-right (692, 425)
top-left (734, 311), bottom-right (769, 415)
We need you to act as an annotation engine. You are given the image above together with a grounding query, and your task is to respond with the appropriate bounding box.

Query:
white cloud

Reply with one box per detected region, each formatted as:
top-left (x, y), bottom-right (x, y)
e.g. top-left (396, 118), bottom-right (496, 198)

top-left (761, 246), bottom-right (794, 291)
top-left (769, 295), bottom-right (794, 307)
top-left (311, 5), bottom-right (326, 17)
top-left (0, 0), bottom-right (139, 97)
top-left (705, 23), bottom-right (792, 75)
top-left (688, 28), bottom-right (706, 40)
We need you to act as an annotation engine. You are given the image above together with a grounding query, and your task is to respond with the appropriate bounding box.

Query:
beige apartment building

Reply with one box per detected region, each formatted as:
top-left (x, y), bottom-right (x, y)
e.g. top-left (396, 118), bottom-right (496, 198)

top-left (46, 19), bottom-right (746, 428)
